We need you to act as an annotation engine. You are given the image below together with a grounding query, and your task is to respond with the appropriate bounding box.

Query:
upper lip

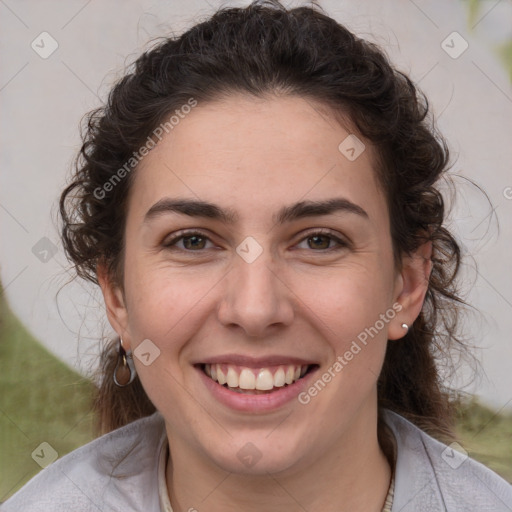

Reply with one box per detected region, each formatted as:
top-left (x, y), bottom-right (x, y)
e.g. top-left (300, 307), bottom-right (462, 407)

top-left (194, 354), bottom-right (318, 368)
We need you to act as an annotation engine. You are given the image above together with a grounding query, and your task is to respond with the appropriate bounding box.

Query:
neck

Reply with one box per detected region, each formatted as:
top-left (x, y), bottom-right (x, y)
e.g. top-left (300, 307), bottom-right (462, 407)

top-left (165, 406), bottom-right (392, 512)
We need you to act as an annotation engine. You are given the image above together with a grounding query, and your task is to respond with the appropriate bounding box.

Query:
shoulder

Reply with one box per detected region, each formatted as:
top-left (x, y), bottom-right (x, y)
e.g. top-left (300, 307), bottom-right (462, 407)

top-left (1, 412), bottom-right (166, 512)
top-left (383, 409), bottom-right (512, 512)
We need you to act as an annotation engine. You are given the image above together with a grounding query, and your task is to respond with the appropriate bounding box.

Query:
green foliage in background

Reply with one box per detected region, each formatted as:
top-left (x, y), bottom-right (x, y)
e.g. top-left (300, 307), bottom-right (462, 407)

top-left (499, 40), bottom-right (512, 82)
top-left (0, 285), bottom-right (95, 501)
top-left (455, 398), bottom-right (512, 483)
top-left (0, 284), bottom-right (511, 502)
top-left (464, 0), bottom-right (512, 81)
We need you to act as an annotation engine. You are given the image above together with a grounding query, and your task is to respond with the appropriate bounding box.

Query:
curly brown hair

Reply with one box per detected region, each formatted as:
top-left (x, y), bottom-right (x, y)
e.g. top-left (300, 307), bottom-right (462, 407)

top-left (59, 0), bottom-right (466, 443)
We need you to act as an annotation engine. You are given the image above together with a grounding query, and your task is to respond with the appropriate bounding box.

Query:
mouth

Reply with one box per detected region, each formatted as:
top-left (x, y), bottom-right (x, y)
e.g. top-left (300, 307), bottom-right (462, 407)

top-left (196, 362), bottom-right (319, 395)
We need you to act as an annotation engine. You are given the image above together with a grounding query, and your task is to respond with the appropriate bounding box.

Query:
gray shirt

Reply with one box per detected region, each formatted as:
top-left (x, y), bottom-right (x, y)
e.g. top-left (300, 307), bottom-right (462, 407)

top-left (2, 410), bottom-right (511, 511)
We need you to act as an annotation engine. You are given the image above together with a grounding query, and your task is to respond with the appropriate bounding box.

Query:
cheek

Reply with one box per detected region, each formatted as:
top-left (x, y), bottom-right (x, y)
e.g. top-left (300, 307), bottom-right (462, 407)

top-left (123, 260), bottom-right (216, 348)
top-left (289, 264), bottom-right (394, 406)
top-left (298, 276), bottom-right (392, 409)
top-left (292, 264), bottom-right (394, 342)
top-left (122, 267), bottom-right (214, 409)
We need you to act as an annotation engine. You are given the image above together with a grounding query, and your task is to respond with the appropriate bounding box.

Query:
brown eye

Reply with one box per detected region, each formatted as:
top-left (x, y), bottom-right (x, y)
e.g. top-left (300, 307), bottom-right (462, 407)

top-left (163, 231), bottom-right (214, 251)
top-left (295, 230), bottom-right (349, 252)
top-left (308, 235), bottom-right (331, 250)
top-left (182, 235), bottom-right (207, 250)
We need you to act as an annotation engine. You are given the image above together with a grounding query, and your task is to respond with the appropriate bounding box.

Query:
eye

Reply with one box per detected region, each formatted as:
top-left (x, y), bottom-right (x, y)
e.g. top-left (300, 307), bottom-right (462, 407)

top-left (295, 230), bottom-right (348, 251)
top-left (162, 229), bottom-right (349, 253)
top-left (163, 231), bottom-right (215, 251)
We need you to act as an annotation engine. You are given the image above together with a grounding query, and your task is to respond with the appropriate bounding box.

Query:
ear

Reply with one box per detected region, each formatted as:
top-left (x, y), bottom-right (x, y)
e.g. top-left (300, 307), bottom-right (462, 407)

top-left (97, 262), bottom-right (131, 349)
top-left (388, 241), bottom-right (432, 340)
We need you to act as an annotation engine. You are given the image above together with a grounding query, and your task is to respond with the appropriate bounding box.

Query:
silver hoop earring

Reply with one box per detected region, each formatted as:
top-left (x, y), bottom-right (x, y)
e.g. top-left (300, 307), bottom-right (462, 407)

top-left (113, 338), bottom-right (137, 387)
top-left (401, 323), bottom-right (409, 334)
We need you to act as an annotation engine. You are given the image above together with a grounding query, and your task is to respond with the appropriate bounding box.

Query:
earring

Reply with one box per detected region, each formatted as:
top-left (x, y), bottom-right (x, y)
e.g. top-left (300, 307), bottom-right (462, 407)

top-left (113, 338), bottom-right (137, 387)
top-left (401, 323), bottom-right (409, 334)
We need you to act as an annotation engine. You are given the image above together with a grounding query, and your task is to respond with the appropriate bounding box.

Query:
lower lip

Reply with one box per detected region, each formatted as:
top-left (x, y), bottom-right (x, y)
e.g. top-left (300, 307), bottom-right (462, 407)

top-left (196, 365), bottom-right (318, 413)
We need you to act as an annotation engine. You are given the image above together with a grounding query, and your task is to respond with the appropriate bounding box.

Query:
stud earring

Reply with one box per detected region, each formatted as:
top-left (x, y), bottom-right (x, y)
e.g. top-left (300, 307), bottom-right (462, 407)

top-left (401, 323), bottom-right (409, 334)
top-left (113, 338), bottom-right (137, 387)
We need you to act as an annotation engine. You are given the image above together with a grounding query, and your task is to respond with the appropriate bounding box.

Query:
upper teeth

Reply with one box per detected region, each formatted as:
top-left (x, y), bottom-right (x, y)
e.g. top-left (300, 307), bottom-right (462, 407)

top-left (204, 364), bottom-right (308, 390)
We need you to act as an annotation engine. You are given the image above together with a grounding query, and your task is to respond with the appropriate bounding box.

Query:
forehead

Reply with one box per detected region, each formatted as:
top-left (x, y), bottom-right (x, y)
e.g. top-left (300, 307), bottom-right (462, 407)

top-left (129, 94), bottom-right (387, 224)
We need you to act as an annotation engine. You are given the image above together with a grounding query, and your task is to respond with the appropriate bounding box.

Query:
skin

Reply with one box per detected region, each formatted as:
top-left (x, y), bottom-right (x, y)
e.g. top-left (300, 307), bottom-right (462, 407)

top-left (99, 94), bottom-right (432, 512)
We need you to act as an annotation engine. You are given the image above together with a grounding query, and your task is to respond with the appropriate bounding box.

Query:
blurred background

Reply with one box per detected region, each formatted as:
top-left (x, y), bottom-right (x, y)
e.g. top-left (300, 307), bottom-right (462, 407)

top-left (1, 0), bottom-right (511, 499)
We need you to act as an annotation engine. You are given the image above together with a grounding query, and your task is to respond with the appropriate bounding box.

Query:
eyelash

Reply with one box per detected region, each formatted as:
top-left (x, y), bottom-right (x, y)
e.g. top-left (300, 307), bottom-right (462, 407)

top-left (162, 228), bottom-right (349, 253)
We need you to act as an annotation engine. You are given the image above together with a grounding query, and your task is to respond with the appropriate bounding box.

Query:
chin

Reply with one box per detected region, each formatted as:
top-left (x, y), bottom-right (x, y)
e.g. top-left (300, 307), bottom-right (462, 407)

top-left (206, 436), bottom-right (304, 476)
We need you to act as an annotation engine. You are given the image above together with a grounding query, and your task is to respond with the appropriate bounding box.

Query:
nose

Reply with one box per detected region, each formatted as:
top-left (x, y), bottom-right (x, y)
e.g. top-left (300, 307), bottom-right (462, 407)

top-left (216, 251), bottom-right (295, 338)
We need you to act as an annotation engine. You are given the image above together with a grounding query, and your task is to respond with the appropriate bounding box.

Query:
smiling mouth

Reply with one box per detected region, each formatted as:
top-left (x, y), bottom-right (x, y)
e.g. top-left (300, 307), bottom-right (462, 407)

top-left (198, 363), bottom-right (318, 394)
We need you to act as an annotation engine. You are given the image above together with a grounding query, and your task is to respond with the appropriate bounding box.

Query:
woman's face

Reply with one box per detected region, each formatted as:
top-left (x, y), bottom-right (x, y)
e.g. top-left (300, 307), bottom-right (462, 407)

top-left (102, 94), bottom-right (417, 475)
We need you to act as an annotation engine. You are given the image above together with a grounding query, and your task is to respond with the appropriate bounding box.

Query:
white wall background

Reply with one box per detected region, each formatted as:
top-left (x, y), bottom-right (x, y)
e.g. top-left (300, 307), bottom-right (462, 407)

top-left (1, 0), bottom-right (511, 410)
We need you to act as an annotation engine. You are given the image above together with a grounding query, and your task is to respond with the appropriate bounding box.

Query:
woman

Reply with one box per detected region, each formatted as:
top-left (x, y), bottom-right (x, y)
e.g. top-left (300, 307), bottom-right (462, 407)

top-left (3, 1), bottom-right (511, 511)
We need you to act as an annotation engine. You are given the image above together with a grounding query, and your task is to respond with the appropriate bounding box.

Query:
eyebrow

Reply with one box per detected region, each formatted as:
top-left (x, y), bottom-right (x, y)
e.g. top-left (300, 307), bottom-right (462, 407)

top-left (144, 197), bottom-right (369, 225)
